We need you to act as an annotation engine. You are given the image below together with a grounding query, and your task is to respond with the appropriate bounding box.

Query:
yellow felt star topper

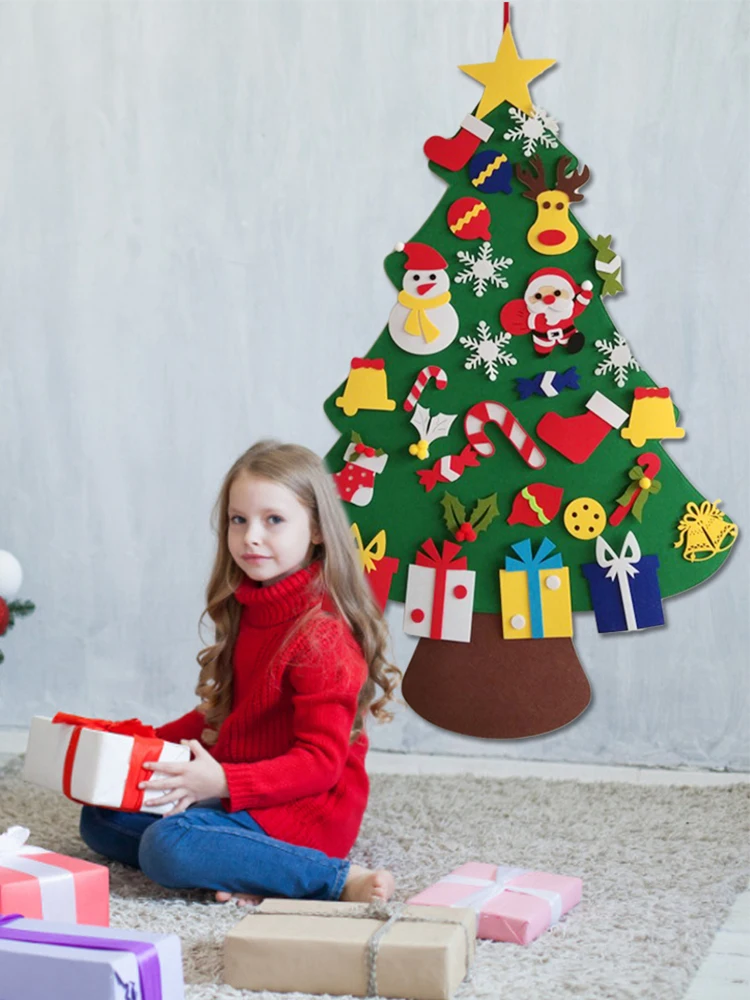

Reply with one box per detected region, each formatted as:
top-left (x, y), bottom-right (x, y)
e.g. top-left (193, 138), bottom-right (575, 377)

top-left (459, 22), bottom-right (555, 119)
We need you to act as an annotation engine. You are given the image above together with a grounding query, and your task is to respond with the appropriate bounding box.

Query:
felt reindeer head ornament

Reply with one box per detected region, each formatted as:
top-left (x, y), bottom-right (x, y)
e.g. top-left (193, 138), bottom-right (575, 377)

top-left (515, 155), bottom-right (591, 255)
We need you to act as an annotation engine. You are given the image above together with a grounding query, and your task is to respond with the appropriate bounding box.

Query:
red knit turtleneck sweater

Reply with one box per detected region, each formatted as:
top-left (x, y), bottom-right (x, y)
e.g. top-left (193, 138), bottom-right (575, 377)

top-left (155, 563), bottom-right (370, 859)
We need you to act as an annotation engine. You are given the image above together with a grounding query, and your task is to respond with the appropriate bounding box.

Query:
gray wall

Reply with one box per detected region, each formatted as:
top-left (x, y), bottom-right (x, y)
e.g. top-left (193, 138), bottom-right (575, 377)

top-left (1, 1), bottom-right (747, 769)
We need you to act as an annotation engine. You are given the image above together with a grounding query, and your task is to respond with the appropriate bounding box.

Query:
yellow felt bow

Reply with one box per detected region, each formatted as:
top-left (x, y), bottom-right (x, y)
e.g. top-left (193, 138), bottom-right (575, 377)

top-left (351, 524), bottom-right (387, 574)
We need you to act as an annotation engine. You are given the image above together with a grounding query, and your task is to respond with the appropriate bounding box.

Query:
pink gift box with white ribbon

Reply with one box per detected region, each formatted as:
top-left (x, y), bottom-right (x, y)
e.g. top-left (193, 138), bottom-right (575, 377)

top-left (0, 826), bottom-right (109, 926)
top-left (407, 862), bottom-right (582, 945)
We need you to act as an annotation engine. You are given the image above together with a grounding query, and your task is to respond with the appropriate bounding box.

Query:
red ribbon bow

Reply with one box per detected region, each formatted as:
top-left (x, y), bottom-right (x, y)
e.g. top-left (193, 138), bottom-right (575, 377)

top-left (633, 387), bottom-right (670, 399)
top-left (351, 357), bottom-right (385, 370)
top-left (52, 713), bottom-right (163, 811)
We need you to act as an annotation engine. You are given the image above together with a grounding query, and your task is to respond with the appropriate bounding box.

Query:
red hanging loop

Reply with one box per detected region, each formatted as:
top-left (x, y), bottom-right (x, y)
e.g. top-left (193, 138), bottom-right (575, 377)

top-left (503, 2), bottom-right (510, 31)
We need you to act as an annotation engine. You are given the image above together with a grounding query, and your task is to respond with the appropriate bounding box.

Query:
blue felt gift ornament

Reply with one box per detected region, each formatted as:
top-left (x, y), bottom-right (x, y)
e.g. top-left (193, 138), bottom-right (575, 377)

top-left (582, 531), bottom-right (665, 634)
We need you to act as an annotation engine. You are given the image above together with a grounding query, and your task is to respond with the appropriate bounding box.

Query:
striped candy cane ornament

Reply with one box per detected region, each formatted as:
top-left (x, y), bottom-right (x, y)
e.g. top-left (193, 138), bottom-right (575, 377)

top-left (404, 366), bottom-right (449, 412)
top-left (465, 401), bottom-right (546, 469)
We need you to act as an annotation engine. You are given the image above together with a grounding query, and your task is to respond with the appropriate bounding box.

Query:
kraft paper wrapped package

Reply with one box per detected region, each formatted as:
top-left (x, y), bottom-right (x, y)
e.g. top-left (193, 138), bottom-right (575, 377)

top-left (224, 898), bottom-right (476, 1000)
top-left (408, 862), bottom-right (582, 945)
top-left (22, 714), bottom-right (190, 815)
top-left (0, 914), bottom-right (184, 1000)
top-left (0, 825), bottom-right (109, 926)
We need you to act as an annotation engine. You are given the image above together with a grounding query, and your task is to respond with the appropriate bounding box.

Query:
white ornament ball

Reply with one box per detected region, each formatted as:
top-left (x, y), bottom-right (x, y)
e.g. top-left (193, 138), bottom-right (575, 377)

top-left (0, 551), bottom-right (23, 600)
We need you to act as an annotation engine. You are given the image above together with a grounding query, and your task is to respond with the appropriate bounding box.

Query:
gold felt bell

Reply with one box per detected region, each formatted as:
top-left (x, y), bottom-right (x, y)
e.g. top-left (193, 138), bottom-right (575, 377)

top-left (621, 387), bottom-right (685, 448)
top-left (335, 358), bottom-right (396, 417)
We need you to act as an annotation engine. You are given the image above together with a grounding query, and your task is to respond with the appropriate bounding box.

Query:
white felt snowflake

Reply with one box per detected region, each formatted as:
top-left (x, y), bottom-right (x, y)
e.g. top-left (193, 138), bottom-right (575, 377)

top-left (460, 321), bottom-right (517, 382)
top-left (503, 106), bottom-right (560, 158)
top-left (594, 332), bottom-right (641, 388)
top-left (454, 242), bottom-right (513, 298)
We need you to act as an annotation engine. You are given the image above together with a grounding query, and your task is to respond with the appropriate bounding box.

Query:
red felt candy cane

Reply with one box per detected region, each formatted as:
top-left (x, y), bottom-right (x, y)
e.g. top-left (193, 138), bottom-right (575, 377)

top-left (464, 401), bottom-right (546, 469)
top-left (404, 366), bottom-right (449, 412)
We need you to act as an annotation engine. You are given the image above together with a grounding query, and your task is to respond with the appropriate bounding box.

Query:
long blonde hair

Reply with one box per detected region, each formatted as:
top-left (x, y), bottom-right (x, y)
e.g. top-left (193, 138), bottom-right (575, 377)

top-left (194, 440), bottom-right (401, 744)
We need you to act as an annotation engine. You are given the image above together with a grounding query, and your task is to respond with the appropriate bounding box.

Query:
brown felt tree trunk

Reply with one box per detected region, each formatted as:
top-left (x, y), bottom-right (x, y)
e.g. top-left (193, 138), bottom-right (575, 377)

top-left (401, 613), bottom-right (591, 739)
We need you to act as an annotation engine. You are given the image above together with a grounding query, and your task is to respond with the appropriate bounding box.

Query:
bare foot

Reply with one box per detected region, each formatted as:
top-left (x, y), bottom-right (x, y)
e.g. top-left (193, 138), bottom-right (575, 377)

top-left (340, 864), bottom-right (395, 903)
top-left (215, 890), bottom-right (264, 907)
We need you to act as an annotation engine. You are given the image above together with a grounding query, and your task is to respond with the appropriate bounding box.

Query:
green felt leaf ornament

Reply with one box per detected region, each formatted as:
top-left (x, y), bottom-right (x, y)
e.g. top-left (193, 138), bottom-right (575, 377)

top-left (468, 494), bottom-right (500, 535)
top-left (615, 467), bottom-right (662, 522)
top-left (441, 493), bottom-right (466, 535)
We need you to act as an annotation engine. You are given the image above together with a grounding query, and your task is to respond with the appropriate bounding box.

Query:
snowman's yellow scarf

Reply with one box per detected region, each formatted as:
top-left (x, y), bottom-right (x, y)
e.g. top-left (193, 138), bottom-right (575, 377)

top-left (397, 290), bottom-right (452, 343)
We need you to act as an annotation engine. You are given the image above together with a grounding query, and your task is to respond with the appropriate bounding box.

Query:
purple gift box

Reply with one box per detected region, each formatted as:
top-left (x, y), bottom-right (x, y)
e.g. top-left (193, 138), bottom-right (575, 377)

top-left (581, 531), bottom-right (665, 634)
top-left (0, 913), bottom-right (184, 999)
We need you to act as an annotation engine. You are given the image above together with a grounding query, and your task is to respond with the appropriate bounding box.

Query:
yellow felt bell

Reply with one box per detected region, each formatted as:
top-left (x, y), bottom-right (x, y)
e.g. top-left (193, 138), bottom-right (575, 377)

top-left (621, 387), bottom-right (685, 448)
top-left (335, 358), bottom-right (396, 418)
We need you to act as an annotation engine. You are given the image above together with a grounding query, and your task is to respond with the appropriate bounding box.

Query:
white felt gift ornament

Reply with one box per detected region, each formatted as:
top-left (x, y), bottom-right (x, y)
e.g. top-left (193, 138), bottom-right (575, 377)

top-left (23, 714), bottom-right (190, 815)
top-left (404, 539), bottom-right (475, 643)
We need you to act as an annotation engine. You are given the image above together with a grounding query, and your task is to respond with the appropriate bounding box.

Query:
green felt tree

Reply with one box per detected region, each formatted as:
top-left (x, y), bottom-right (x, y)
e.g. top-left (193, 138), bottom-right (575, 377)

top-left (323, 19), bottom-right (737, 739)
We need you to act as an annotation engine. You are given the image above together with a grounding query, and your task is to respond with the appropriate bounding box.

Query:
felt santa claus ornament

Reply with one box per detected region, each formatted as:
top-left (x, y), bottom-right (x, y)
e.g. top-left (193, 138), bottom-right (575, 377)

top-left (500, 268), bottom-right (593, 356)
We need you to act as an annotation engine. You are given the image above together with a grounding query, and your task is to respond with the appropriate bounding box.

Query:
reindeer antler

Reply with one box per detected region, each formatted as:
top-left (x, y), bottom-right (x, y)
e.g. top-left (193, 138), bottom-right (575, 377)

top-left (514, 154), bottom-right (548, 202)
top-left (555, 156), bottom-right (591, 203)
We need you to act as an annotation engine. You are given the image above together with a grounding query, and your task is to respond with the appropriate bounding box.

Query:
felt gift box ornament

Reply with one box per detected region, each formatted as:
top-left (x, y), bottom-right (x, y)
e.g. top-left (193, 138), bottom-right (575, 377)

top-left (499, 537), bottom-right (573, 639)
top-left (620, 387), bottom-right (685, 448)
top-left (351, 524), bottom-right (400, 611)
top-left (582, 531), bottom-right (665, 633)
top-left (674, 500), bottom-right (738, 562)
top-left (335, 358), bottom-right (396, 417)
top-left (404, 539), bottom-right (476, 643)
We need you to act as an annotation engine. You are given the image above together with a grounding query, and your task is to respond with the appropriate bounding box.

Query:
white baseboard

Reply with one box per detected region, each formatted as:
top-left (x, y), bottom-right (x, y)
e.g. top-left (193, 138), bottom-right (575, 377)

top-left (366, 750), bottom-right (750, 787)
top-left (0, 729), bottom-right (27, 755)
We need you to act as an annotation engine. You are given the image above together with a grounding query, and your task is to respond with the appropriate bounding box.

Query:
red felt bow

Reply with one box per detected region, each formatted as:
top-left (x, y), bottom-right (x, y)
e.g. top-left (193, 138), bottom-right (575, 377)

top-left (633, 387), bottom-right (670, 399)
top-left (351, 358), bottom-right (385, 370)
top-left (52, 712), bottom-right (157, 738)
top-left (415, 538), bottom-right (467, 570)
top-left (354, 443), bottom-right (376, 457)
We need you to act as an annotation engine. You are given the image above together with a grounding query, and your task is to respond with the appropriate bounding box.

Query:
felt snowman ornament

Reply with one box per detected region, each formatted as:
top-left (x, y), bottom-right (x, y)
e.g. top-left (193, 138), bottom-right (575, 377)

top-left (388, 242), bottom-right (459, 355)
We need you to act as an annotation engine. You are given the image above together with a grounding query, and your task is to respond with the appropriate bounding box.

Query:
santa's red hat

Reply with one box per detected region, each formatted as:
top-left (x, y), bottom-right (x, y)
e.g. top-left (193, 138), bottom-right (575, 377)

top-left (526, 267), bottom-right (579, 298)
top-left (394, 241), bottom-right (447, 272)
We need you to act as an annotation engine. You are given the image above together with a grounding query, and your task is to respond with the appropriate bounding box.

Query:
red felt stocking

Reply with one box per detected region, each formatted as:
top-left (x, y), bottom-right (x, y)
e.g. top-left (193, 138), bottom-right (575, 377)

top-left (423, 114), bottom-right (494, 171)
top-left (537, 391), bottom-right (629, 464)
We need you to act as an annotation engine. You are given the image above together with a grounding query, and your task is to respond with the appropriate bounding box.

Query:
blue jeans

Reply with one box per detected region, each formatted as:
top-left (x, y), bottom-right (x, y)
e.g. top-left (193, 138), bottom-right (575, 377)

top-left (79, 800), bottom-right (350, 900)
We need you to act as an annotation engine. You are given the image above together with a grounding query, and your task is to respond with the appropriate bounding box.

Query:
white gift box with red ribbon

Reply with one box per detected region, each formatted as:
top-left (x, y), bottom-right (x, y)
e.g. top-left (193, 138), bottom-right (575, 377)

top-left (404, 539), bottom-right (475, 643)
top-left (23, 714), bottom-right (190, 815)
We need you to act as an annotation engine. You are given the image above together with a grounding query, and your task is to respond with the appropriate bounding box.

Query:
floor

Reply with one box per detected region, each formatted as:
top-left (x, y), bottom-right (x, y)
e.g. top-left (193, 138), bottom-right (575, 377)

top-left (2, 737), bottom-right (748, 999)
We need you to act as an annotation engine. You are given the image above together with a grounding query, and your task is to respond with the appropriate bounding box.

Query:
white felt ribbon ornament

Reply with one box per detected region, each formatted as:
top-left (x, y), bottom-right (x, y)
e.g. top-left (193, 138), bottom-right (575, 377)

top-left (0, 824), bottom-right (77, 920)
top-left (596, 531), bottom-right (641, 632)
top-left (442, 865), bottom-right (563, 925)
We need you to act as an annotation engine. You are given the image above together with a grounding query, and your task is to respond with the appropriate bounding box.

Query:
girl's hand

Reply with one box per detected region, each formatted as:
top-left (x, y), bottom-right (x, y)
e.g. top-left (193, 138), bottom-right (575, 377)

top-left (139, 740), bottom-right (229, 815)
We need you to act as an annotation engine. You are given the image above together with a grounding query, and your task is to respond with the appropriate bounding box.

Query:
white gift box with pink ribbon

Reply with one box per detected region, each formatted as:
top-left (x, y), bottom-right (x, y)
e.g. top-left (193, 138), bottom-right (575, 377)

top-left (407, 862), bottom-right (582, 945)
top-left (0, 826), bottom-right (109, 925)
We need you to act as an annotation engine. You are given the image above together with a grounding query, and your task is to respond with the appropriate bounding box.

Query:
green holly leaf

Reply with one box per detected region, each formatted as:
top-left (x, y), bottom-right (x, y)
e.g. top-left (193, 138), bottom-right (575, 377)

top-left (469, 493), bottom-right (500, 535)
top-left (441, 492), bottom-right (466, 535)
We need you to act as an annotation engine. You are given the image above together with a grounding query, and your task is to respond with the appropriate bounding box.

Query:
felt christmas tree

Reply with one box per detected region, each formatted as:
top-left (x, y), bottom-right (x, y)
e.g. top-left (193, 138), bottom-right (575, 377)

top-left (323, 6), bottom-right (737, 739)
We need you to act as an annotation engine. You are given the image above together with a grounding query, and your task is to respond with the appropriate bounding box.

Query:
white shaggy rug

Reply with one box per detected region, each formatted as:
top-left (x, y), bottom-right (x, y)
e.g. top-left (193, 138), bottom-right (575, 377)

top-left (1, 756), bottom-right (749, 1000)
